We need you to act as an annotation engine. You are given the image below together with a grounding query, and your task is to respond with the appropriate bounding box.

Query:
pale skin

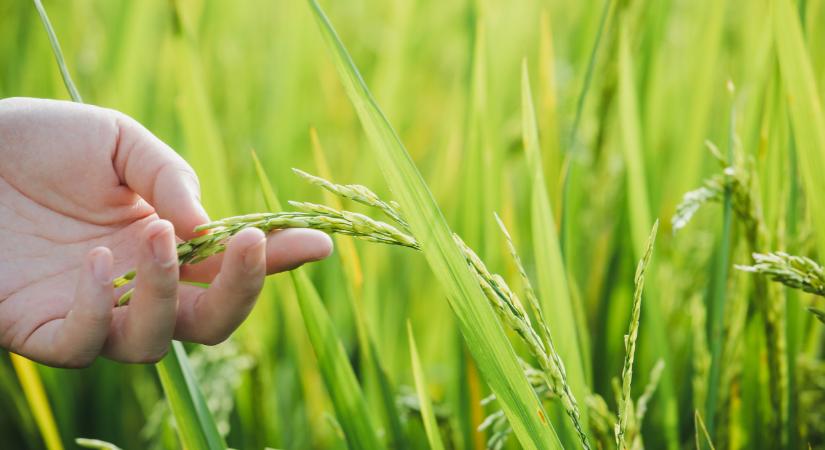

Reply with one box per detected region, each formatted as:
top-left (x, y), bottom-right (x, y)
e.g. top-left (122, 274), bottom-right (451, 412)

top-left (0, 97), bottom-right (333, 368)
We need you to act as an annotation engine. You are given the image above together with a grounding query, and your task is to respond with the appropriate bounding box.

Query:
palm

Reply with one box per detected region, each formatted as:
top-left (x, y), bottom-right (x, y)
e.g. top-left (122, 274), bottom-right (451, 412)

top-left (0, 175), bottom-right (158, 354)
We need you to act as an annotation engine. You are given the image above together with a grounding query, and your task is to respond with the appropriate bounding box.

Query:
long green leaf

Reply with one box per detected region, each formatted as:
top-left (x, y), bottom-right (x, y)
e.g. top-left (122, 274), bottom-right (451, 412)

top-left (521, 60), bottom-right (590, 440)
top-left (306, 2), bottom-right (561, 448)
top-left (774, 0), bottom-right (825, 261)
top-left (251, 151), bottom-right (384, 450)
top-left (617, 23), bottom-right (680, 449)
top-left (155, 343), bottom-right (226, 450)
top-left (407, 323), bottom-right (446, 450)
top-left (309, 132), bottom-right (408, 449)
top-left (9, 355), bottom-right (63, 450)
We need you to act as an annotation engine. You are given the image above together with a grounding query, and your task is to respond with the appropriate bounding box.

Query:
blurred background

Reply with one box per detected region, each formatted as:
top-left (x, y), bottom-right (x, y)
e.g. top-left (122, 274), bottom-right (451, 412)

top-left (0, 0), bottom-right (824, 448)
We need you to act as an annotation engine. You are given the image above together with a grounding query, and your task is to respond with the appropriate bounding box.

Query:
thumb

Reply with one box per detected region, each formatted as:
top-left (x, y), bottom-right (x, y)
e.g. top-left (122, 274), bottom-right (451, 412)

top-left (112, 113), bottom-right (210, 239)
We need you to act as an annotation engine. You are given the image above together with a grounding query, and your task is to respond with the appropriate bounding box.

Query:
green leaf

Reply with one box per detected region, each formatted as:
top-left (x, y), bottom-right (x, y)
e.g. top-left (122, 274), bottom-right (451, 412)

top-left (774, 0), bottom-right (825, 261)
top-left (306, 1), bottom-right (561, 448)
top-left (407, 322), bottom-right (446, 450)
top-left (155, 343), bottom-right (226, 450)
top-left (521, 60), bottom-right (591, 439)
top-left (617, 23), bottom-right (680, 449)
top-left (251, 150), bottom-right (384, 450)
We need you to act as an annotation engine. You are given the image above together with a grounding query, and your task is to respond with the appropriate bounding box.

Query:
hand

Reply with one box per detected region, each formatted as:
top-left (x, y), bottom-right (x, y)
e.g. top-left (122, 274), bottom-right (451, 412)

top-left (0, 97), bottom-right (333, 367)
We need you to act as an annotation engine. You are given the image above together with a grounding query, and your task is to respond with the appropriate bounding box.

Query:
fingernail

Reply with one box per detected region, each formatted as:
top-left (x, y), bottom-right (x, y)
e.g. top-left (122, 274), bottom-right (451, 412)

top-left (243, 237), bottom-right (266, 272)
top-left (91, 250), bottom-right (112, 284)
top-left (151, 225), bottom-right (177, 265)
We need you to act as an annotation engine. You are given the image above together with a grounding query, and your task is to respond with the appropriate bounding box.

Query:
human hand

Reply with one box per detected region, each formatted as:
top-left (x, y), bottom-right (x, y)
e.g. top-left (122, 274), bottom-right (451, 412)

top-left (0, 97), bottom-right (332, 367)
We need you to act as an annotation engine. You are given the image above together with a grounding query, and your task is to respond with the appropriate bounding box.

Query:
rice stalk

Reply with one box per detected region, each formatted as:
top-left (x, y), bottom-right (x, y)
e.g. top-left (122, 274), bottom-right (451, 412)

top-left (694, 411), bottom-right (716, 450)
top-left (112, 200), bottom-right (419, 305)
top-left (674, 112), bottom-right (786, 440)
top-left (493, 215), bottom-right (589, 449)
top-left (615, 221), bottom-right (658, 449)
top-left (584, 359), bottom-right (665, 450)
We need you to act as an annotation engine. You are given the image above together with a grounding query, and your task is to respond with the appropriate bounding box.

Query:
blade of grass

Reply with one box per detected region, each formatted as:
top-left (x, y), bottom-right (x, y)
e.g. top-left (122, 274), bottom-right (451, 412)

top-left (306, 2), bottom-right (561, 448)
top-left (408, 322), bottom-right (446, 450)
top-left (617, 23), bottom-right (680, 450)
top-left (694, 410), bottom-right (716, 450)
top-left (521, 60), bottom-right (591, 442)
top-left (774, 0), bottom-right (825, 261)
top-left (155, 342), bottom-right (226, 450)
top-left (310, 130), bottom-right (408, 449)
top-left (9, 355), bottom-right (63, 450)
top-left (559, 0), bottom-right (616, 259)
top-left (251, 150), bottom-right (384, 450)
top-left (170, 1), bottom-right (233, 218)
top-left (32, 0), bottom-right (81, 102)
top-left (704, 85), bottom-right (736, 443)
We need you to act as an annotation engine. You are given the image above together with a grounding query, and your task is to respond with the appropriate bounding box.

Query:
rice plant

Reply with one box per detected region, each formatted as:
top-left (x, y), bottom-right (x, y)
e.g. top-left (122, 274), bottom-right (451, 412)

top-left (2, 0), bottom-right (824, 448)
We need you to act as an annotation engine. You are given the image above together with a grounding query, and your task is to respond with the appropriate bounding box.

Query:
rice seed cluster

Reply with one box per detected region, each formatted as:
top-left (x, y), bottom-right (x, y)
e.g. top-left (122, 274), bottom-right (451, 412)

top-left (738, 252), bottom-right (825, 297)
top-left (739, 252), bottom-right (825, 324)
top-left (672, 141), bottom-right (761, 238)
top-left (616, 222), bottom-right (658, 449)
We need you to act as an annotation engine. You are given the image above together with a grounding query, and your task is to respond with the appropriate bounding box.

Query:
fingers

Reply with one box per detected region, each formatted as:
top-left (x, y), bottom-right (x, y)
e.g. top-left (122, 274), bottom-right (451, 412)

top-left (263, 229), bottom-right (333, 272)
top-left (180, 228), bottom-right (333, 283)
top-left (112, 114), bottom-right (209, 239)
top-left (102, 220), bottom-right (179, 363)
top-left (174, 228), bottom-right (267, 345)
top-left (17, 247), bottom-right (114, 368)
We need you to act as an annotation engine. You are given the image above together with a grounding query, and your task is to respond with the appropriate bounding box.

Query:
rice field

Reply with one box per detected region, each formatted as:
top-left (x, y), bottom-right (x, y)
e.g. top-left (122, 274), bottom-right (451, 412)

top-left (1, 0), bottom-right (824, 449)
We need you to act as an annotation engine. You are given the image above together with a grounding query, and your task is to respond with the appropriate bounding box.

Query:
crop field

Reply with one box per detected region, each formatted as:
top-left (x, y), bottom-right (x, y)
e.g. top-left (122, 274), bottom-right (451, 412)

top-left (1, 0), bottom-right (824, 449)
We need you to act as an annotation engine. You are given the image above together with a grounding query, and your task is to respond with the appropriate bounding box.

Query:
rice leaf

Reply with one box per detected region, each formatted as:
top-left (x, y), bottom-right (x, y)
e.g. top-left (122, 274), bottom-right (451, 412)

top-left (521, 60), bottom-right (591, 442)
top-left (310, 131), bottom-right (408, 449)
top-left (774, 0), bottom-right (825, 260)
top-left (154, 343), bottom-right (226, 450)
top-left (306, 2), bottom-right (561, 448)
top-left (251, 150), bottom-right (383, 449)
top-left (617, 23), bottom-right (680, 449)
top-left (407, 322), bottom-right (446, 450)
top-left (9, 355), bottom-right (63, 450)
